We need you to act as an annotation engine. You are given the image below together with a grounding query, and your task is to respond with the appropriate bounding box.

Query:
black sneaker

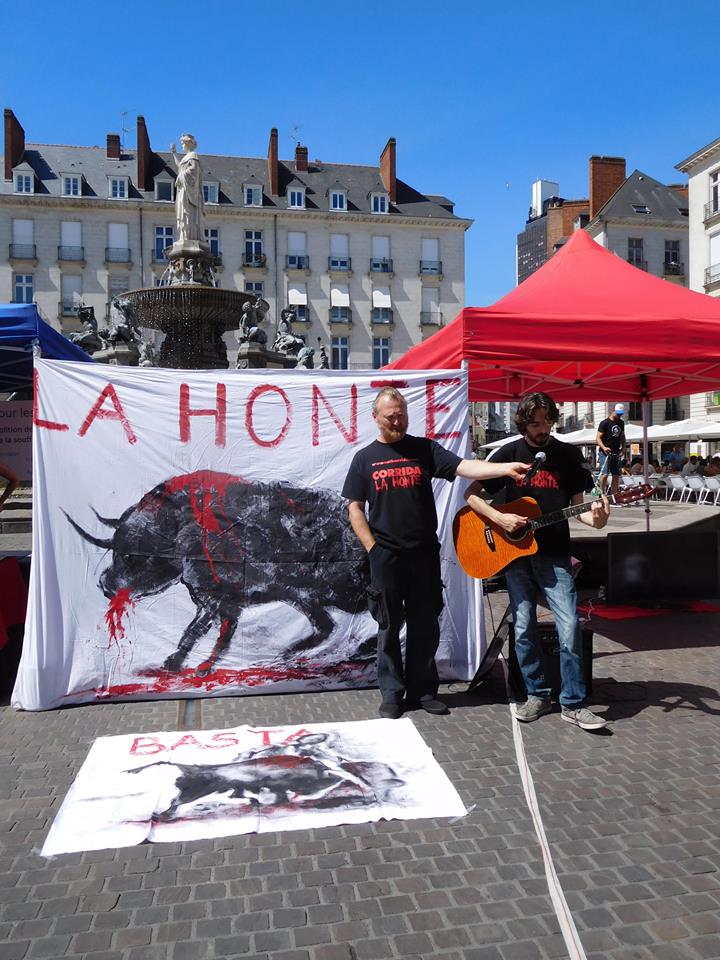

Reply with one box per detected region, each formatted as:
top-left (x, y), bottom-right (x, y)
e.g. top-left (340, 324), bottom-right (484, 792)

top-left (378, 702), bottom-right (404, 719)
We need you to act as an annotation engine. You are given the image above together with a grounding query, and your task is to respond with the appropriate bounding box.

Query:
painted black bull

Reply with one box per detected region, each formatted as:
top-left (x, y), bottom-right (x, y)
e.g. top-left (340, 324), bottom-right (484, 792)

top-left (65, 471), bottom-right (369, 675)
top-left (126, 734), bottom-right (403, 821)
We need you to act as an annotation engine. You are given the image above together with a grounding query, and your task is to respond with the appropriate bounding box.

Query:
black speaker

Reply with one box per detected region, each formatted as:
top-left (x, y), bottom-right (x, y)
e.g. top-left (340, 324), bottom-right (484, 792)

top-left (507, 622), bottom-right (593, 701)
top-left (607, 531), bottom-right (720, 604)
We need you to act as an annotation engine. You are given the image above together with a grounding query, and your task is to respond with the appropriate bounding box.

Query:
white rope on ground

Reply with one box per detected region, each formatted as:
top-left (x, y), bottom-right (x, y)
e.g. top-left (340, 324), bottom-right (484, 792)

top-left (499, 655), bottom-right (588, 960)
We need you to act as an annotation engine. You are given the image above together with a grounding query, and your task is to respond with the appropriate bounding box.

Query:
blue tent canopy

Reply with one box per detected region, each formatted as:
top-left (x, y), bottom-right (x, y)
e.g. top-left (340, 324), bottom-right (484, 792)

top-left (0, 303), bottom-right (94, 392)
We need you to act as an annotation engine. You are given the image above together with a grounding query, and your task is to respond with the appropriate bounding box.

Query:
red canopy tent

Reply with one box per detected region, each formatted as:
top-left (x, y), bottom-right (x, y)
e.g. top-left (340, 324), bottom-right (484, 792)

top-left (387, 229), bottom-right (720, 403)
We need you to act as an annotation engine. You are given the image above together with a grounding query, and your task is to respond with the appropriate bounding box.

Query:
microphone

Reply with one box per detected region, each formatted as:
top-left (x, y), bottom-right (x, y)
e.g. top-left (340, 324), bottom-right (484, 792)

top-left (522, 451), bottom-right (546, 486)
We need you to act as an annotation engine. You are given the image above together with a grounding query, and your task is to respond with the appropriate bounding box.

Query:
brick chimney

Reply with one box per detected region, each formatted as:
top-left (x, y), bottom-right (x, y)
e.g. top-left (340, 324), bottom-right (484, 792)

top-left (106, 133), bottom-right (121, 159)
top-left (380, 137), bottom-right (396, 203)
top-left (136, 115), bottom-right (153, 191)
top-left (589, 156), bottom-right (626, 220)
top-left (295, 143), bottom-right (308, 172)
top-left (4, 108), bottom-right (25, 181)
top-left (267, 127), bottom-right (279, 196)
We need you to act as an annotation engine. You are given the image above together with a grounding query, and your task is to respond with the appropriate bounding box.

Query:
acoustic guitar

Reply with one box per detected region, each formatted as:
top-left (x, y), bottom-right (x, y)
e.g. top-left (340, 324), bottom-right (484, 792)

top-left (453, 484), bottom-right (655, 580)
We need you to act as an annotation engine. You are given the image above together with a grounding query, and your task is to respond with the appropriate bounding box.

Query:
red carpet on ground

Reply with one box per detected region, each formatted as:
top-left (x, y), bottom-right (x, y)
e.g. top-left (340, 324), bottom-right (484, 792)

top-left (578, 600), bottom-right (720, 620)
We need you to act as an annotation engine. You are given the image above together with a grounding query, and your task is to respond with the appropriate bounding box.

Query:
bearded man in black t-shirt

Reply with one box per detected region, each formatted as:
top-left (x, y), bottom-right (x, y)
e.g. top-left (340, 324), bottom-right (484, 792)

top-left (342, 387), bottom-right (529, 719)
top-left (464, 392), bottom-right (610, 731)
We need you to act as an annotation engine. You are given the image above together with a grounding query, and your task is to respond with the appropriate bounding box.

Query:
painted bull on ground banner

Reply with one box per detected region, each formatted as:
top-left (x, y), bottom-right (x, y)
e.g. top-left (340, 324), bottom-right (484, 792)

top-left (65, 470), bottom-right (370, 676)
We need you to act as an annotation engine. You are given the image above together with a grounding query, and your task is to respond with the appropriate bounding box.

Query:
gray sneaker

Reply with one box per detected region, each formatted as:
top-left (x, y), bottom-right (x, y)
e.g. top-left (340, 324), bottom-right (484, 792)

top-left (514, 695), bottom-right (552, 722)
top-left (561, 706), bottom-right (607, 730)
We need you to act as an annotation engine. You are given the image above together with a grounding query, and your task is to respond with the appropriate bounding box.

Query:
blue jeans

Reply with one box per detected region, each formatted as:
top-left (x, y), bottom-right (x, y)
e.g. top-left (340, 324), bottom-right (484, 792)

top-left (505, 554), bottom-right (586, 707)
top-left (598, 451), bottom-right (622, 476)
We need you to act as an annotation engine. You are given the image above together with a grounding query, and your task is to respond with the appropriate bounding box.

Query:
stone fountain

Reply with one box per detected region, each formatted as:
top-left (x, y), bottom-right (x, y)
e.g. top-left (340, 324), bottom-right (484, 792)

top-left (112, 133), bottom-right (254, 369)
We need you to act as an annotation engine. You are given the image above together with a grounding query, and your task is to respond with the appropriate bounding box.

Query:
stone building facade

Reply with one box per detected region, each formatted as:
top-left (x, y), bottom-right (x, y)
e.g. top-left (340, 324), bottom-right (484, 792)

top-left (1, 109), bottom-right (471, 369)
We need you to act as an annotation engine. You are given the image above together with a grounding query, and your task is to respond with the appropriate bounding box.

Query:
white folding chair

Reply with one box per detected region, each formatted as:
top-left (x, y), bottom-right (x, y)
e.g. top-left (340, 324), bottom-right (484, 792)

top-left (685, 476), bottom-right (707, 504)
top-left (702, 476), bottom-right (720, 506)
top-left (666, 475), bottom-right (689, 502)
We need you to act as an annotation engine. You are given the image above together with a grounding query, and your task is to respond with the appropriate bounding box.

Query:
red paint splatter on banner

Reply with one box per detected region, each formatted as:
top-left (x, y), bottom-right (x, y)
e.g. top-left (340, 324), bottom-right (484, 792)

top-left (105, 589), bottom-right (136, 644)
top-left (162, 472), bottom-right (245, 583)
top-left (69, 656), bottom-right (374, 702)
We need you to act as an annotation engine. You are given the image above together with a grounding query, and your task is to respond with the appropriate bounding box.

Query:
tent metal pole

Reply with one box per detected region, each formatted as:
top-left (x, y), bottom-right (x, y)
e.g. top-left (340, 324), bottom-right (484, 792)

top-left (641, 388), bottom-right (651, 533)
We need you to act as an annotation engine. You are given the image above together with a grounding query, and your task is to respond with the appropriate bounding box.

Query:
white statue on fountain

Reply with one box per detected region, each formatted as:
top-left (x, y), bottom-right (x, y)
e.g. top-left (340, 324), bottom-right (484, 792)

top-left (170, 134), bottom-right (204, 245)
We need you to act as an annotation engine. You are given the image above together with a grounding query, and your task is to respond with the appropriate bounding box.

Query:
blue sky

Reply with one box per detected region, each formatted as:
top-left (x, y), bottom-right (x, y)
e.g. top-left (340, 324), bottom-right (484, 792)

top-left (4, 0), bottom-right (718, 305)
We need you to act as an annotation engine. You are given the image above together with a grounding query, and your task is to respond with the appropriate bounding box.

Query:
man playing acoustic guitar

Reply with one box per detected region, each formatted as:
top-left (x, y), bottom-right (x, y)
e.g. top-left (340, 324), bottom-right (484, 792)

top-left (464, 392), bottom-right (610, 731)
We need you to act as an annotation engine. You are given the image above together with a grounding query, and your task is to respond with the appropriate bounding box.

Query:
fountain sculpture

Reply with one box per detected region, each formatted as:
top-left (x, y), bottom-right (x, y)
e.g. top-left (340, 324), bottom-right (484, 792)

top-left (112, 133), bottom-right (254, 369)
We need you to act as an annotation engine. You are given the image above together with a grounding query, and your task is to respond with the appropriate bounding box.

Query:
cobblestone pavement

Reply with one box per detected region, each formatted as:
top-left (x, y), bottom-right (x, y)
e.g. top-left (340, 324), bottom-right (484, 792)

top-left (2, 592), bottom-right (720, 960)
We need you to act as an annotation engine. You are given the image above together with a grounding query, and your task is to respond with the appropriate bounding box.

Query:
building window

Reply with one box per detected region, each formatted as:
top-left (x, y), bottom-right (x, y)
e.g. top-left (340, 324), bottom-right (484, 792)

top-left (288, 188), bottom-right (305, 209)
top-left (329, 233), bottom-right (350, 271)
top-left (109, 177), bottom-right (128, 199)
top-left (245, 281), bottom-right (264, 295)
top-left (155, 179), bottom-right (174, 202)
top-left (13, 274), bottom-right (33, 304)
top-left (14, 173), bottom-right (33, 194)
top-left (154, 226), bottom-right (174, 260)
top-left (632, 204), bottom-right (651, 215)
top-left (332, 336), bottom-right (349, 369)
top-left (204, 228), bottom-right (220, 257)
top-left (288, 282), bottom-right (308, 321)
top-left (420, 238), bottom-right (441, 274)
top-left (244, 185), bottom-right (262, 207)
top-left (373, 337), bottom-right (390, 368)
top-left (330, 190), bottom-right (346, 211)
top-left (245, 230), bottom-right (263, 257)
top-left (371, 193), bottom-right (388, 214)
top-left (627, 237), bottom-right (645, 269)
top-left (203, 182), bottom-right (219, 204)
top-left (11, 219), bottom-right (34, 259)
top-left (62, 175), bottom-right (81, 197)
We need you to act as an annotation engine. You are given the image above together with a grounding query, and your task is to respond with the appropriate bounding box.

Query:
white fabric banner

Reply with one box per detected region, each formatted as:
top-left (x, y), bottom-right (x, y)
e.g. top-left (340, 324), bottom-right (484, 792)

top-left (41, 718), bottom-right (466, 855)
top-left (13, 361), bottom-right (484, 710)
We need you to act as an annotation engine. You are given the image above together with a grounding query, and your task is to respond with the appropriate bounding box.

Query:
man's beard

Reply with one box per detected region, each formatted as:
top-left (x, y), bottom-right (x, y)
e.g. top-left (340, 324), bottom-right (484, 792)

top-left (380, 427), bottom-right (406, 443)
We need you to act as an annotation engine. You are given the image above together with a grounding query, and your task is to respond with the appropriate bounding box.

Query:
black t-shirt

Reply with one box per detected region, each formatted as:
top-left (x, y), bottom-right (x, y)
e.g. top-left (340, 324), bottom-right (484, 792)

top-left (482, 436), bottom-right (593, 557)
top-left (341, 435), bottom-right (462, 551)
top-left (598, 416), bottom-right (625, 454)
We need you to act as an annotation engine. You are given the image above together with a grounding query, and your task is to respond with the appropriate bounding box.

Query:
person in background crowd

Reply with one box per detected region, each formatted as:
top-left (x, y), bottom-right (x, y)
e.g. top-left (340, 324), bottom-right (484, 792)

top-left (596, 404), bottom-right (626, 497)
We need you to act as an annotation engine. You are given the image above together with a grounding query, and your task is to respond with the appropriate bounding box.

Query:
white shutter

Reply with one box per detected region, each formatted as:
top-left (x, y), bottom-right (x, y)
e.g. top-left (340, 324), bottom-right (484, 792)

top-left (330, 234), bottom-right (348, 256)
top-left (372, 286), bottom-right (391, 309)
top-left (421, 287), bottom-right (440, 313)
top-left (61, 221), bottom-right (82, 245)
top-left (109, 275), bottom-right (129, 295)
top-left (61, 275), bottom-right (82, 303)
top-left (12, 219), bottom-right (33, 243)
top-left (372, 236), bottom-right (390, 258)
top-left (711, 233), bottom-right (720, 266)
top-left (287, 231), bottom-right (306, 254)
top-left (330, 284), bottom-right (350, 307)
top-left (421, 238), bottom-right (439, 260)
top-left (108, 223), bottom-right (129, 247)
top-left (287, 282), bottom-right (307, 305)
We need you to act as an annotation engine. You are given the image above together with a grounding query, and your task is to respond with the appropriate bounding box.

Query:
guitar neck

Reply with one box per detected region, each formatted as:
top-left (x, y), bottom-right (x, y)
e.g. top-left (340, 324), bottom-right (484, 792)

top-left (526, 493), bottom-right (619, 531)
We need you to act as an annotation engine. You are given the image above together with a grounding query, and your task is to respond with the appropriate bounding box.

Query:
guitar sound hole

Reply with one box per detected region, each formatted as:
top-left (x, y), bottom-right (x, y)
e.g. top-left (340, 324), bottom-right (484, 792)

top-left (505, 525), bottom-right (530, 543)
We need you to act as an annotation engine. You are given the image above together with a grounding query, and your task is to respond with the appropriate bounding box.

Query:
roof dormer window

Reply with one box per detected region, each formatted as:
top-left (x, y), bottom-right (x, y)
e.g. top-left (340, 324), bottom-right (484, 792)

top-left (13, 165), bottom-right (34, 195)
top-left (632, 204), bottom-right (651, 214)
top-left (203, 182), bottom-right (219, 204)
top-left (371, 192), bottom-right (388, 214)
top-left (330, 189), bottom-right (346, 211)
top-left (109, 176), bottom-right (129, 200)
top-left (288, 187), bottom-right (306, 210)
top-left (154, 176), bottom-right (174, 202)
top-left (243, 183), bottom-right (262, 207)
top-left (62, 174), bottom-right (81, 197)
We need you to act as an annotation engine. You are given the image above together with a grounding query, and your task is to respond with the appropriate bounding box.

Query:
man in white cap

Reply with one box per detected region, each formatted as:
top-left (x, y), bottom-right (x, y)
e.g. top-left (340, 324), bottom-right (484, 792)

top-left (596, 404), bottom-right (626, 497)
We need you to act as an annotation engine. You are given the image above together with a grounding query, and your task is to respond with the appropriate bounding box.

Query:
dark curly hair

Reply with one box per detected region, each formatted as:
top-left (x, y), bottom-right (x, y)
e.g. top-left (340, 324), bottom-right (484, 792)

top-left (514, 392), bottom-right (559, 435)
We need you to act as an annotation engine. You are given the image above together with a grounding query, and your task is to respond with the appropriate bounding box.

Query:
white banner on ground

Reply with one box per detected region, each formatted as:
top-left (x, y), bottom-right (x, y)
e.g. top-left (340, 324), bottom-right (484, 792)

top-left (13, 361), bottom-right (484, 710)
top-left (41, 718), bottom-right (467, 854)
